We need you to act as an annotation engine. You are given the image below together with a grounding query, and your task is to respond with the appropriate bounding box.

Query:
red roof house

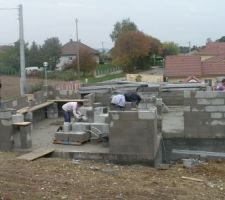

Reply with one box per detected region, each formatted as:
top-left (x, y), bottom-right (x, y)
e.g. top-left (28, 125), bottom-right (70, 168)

top-left (164, 55), bottom-right (202, 78)
top-left (196, 42), bottom-right (225, 56)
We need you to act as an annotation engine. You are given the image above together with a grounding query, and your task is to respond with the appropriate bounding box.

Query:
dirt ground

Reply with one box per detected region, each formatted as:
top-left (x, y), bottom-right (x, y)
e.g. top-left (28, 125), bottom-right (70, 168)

top-left (0, 153), bottom-right (225, 200)
top-left (0, 75), bottom-right (65, 99)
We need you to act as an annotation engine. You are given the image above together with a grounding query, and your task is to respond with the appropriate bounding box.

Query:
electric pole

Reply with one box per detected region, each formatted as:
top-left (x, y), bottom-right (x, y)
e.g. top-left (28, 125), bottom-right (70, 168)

top-left (75, 18), bottom-right (80, 81)
top-left (188, 41), bottom-right (191, 53)
top-left (18, 4), bottom-right (26, 96)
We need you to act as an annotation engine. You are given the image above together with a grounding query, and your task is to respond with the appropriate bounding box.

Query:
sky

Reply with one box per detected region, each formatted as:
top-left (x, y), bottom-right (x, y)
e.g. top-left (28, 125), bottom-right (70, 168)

top-left (0, 0), bottom-right (225, 49)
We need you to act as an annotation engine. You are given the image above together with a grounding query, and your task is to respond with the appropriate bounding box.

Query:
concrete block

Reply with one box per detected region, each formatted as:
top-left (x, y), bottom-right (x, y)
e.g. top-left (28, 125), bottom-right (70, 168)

top-left (20, 125), bottom-right (32, 149)
top-left (47, 103), bottom-right (58, 118)
top-left (138, 109), bottom-right (157, 120)
top-left (24, 112), bottom-right (33, 121)
top-left (211, 99), bottom-right (225, 105)
top-left (184, 91), bottom-right (191, 98)
top-left (12, 114), bottom-right (24, 123)
top-left (195, 91), bottom-right (225, 99)
top-left (211, 113), bottom-right (223, 119)
top-left (55, 132), bottom-right (69, 142)
top-left (68, 131), bottom-right (90, 143)
top-left (94, 114), bottom-right (109, 123)
top-left (72, 122), bottom-right (90, 132)
top-left (205, 106), bottom-right (225, 112)
top-left (0, 111), bottom-right (12, 119)
top-left (63, 122), bottom-right (72, 132)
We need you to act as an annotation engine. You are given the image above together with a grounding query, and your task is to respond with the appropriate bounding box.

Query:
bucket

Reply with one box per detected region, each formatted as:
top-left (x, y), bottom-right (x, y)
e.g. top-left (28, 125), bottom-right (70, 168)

top-left (63, 122), bottom-right (72, 132)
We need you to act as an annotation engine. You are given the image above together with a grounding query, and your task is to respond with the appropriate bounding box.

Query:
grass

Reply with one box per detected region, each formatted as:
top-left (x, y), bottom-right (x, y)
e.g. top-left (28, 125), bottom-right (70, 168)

top-left (81, 73), bottom-right (125, 83)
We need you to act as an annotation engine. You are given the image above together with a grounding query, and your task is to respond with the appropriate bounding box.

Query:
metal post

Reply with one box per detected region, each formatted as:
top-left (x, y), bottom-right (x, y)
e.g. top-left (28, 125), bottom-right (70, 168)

top-left (18, 4), bottom-right (26, 96)
top-left (43, 62), bottom-right (48, 93)
top-left (76, 18), bottom-right (80, 80)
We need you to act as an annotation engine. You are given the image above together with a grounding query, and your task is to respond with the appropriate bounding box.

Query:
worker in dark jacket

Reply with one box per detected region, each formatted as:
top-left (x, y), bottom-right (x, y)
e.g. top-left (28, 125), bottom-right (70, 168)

top-left (124, 92), bottom-right (142, 106)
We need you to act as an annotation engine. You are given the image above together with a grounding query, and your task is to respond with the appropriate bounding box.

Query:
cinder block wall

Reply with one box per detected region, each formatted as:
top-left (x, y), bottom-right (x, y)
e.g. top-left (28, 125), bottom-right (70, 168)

top-left (159, 91), bottom-right (184, 106)
top-left (184, 91), bottom-right (225, 138)
top-left (109, 109), bottom-right (161, 162)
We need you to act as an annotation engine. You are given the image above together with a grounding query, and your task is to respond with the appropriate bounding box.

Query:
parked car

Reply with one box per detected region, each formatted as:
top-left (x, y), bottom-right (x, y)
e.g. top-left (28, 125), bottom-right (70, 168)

top-left (25, 67), bottom-right (43, 75)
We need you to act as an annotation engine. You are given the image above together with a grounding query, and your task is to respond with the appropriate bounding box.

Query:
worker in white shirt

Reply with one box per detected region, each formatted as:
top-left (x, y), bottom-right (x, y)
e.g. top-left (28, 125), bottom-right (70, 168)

top-left (111, 93), bottom-right (142, 109)
top-left (111, 94), bottom-right (126, 108)
top-left (62, 101), bottom-right (84, 122)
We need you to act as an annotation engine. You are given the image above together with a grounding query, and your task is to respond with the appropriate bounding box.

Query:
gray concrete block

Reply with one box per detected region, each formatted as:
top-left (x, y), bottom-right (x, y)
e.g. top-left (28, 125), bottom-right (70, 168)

top-left (184, 91), bottom-right (191, 98)
top-left (205, 106), bottom-right (225, 112)
top-left (47, 103), bottom-right (58, 118)
top-left (94, 114), bottom-right (109, 123)
top-left (20, 125), bottom-right (32, 149)
top-left (63, 122), bottom-right (72, 132)
top-left (211, 113), bottom-right (223, 119)
top-left (68, 131), bottom-right (90, 143)
top-left (0, 110), bottom-right (12, 119)
top-left (72, 122), bottom-right (90, 132)
top-left (197, 98), bottom-right (224, 105)
top-left (138, 109), bottom-right (157, 120)
top-left (195, 91), bottom-right (225, 99)
top-left (12, 114), bottom-right (24, 123)
top-left (55, 132), bottom-right (69, 142)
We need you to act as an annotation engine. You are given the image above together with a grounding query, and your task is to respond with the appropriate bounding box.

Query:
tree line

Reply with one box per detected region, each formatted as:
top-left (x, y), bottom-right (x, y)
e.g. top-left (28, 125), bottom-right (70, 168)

top-left (0, 37), bottom-right (61, 74)
top-left (1, 18), bottom-right (225, 75)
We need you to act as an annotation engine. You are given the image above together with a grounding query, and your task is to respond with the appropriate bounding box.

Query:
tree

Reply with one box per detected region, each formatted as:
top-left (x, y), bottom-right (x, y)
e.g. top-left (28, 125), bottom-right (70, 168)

top-left (0, 41), bottom-right (29, 73)
top-left (161, 42), bottom-right (179, 57)
top-left (217, 36), bottom-right (225, 42)
top-left (110, 18), bottom-right (138, 42)
top-left (112, 31), bottom-right (153, 72)
top-left (27, 42), bottom-right (42, 67)
top-left (41, 37), bottom-right (61, 70)
top-left (68, 48), bottom-right (97, 76)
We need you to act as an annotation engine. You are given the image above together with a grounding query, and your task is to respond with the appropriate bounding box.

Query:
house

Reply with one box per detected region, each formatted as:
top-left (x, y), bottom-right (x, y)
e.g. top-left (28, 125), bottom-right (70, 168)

top-left (164, 42), bottom-right (225, 86)
top-left (56, 40), bottom-right (99, 70)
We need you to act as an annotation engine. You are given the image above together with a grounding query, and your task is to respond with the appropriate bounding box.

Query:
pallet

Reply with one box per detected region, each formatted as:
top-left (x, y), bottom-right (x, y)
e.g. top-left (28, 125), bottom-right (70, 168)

top-left (17, 147), bottom-right (55, 161)
top-left (53, 139), bottom-right (88, 146)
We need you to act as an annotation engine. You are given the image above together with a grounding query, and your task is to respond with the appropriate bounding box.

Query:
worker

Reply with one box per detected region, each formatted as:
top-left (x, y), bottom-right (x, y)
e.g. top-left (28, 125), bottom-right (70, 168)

top-left (124, 92), bottom-right (142, 106)
top-left (216, 78), bottom-right (225, 91)
top-left (111, 92), bottom-right (142, 108)
top-left (111, 94), bottom-right (126, 108)
top-left (62, 101), bottom-right (84, 123)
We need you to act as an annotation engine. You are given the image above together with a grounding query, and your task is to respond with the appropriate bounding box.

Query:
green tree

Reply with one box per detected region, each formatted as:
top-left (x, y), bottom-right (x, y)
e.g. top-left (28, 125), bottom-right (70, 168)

top-left (27, 42), bottom-right (42, 67)
top-left (112, 31), bottom-right (153, 72)
top-left (217, 36), bottom-right (225, 42)
top-left (41, 37), bottom-right (61, 70)
top-left (110, 18), bottom-right (138, 42)
top-left (0, 41), bottom-right (29, 73)
top-left (161, 42), bottom-right (179, 57)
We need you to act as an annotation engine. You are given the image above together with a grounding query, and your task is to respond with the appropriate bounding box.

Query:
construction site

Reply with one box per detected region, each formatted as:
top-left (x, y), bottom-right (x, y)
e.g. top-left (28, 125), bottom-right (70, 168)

top-left (1, 80), bottom-right (225, 199)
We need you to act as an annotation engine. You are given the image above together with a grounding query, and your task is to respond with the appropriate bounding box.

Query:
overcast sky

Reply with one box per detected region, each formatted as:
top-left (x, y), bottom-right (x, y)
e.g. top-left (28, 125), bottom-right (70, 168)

top-left (0, 0), bottom-right (225, 49)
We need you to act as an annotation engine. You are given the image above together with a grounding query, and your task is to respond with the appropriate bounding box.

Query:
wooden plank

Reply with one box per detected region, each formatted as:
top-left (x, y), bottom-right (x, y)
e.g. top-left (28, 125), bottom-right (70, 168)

top-left (17, 148), bottom-right (55, 161)
top-left (13, 122), bottom-right (31, 126)
top-left (181, 176), bottom-right (204, 182)
top-left (29, 101), bottom-right (54, 112)
top-left (17, 107), bottom-right (29, 114)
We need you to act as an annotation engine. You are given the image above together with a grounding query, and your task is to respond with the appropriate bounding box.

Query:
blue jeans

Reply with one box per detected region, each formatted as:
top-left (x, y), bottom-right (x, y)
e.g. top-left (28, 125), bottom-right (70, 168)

top-left (64, 111), bottom-right (71, 122)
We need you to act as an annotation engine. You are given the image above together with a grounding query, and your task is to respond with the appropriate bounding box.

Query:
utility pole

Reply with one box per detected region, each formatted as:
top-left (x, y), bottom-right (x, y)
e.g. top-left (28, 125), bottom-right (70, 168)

top-left (75, 18), bottom-right (80, 81)
top-left (101, 41), bottom-right (105, 63)
top-left (18, 4), bottom-right (26, 96)
top-left (188, 41), bottom-right (191, 53)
